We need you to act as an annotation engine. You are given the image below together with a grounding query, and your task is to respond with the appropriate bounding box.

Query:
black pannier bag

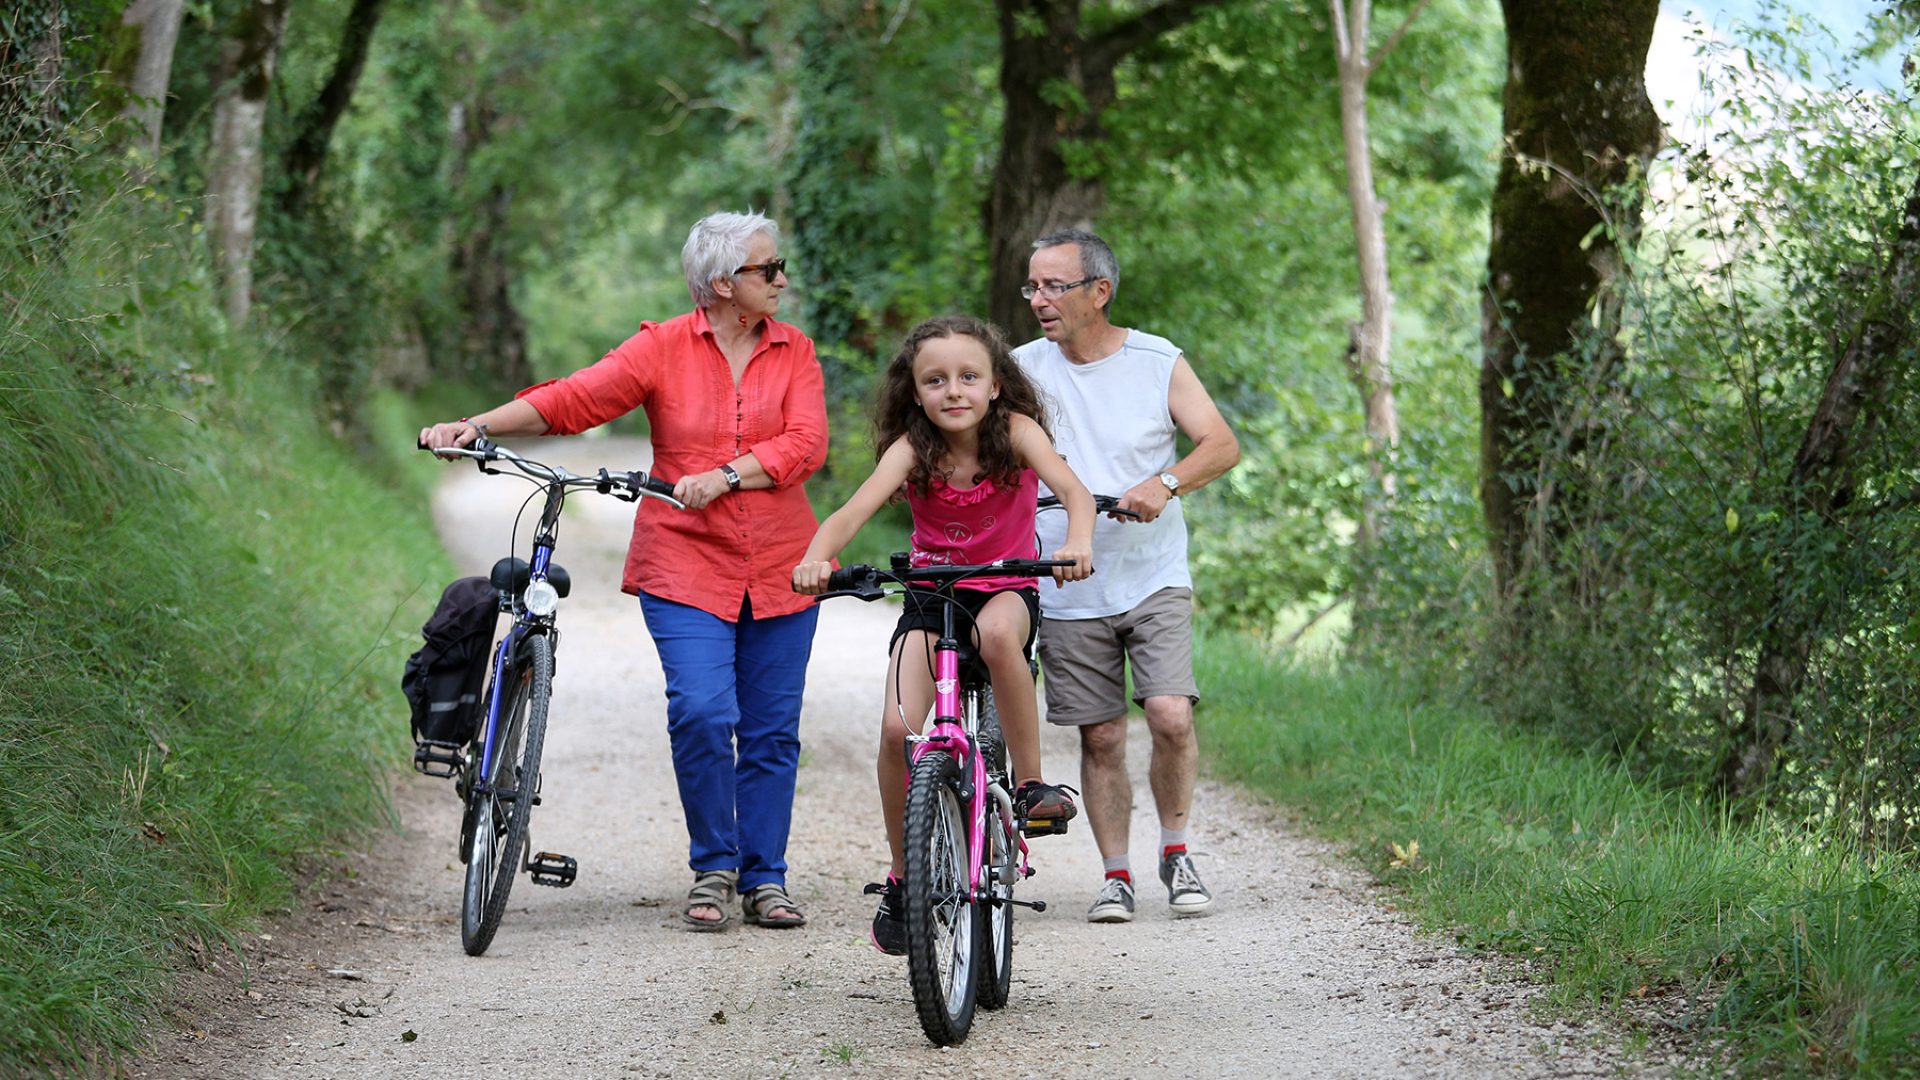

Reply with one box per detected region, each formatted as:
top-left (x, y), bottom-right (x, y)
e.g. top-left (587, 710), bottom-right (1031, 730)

top-left (402, 576), bottom-right (500, 748)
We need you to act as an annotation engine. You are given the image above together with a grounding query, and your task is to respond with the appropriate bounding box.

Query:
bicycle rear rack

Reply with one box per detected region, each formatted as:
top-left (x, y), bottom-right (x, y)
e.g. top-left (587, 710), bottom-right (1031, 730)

top-left (413, 741), bottom-right (464, 779)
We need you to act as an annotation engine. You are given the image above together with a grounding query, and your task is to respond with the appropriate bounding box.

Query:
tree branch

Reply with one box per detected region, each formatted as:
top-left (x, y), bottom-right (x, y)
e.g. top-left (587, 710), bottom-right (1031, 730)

top-left (1368, 0), bottom-right (1434, 70)
top-left (1087, 0), bottom-right (1229, 74)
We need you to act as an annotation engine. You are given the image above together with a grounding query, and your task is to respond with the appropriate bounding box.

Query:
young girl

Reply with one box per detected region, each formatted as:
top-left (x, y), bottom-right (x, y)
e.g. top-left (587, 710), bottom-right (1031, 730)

top-left (792, 314), bottom-right (1096, 955)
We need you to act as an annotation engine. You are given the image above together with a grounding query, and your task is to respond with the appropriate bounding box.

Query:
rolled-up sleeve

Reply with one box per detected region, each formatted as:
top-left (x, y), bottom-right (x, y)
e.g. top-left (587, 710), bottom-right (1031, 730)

top-left (515, 328), bottom-right (659, 435)
top-left (748, 342), bottom-right (828, 488)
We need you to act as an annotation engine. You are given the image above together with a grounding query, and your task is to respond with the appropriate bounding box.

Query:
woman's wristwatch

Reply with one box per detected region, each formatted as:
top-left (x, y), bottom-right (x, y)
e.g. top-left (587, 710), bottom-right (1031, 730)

top-left (719, 463), bottom-right (742, 491)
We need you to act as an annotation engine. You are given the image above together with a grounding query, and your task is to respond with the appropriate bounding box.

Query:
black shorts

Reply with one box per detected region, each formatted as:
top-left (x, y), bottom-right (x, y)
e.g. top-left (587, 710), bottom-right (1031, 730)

top-left (889, 586), bottom-right (1040, 658)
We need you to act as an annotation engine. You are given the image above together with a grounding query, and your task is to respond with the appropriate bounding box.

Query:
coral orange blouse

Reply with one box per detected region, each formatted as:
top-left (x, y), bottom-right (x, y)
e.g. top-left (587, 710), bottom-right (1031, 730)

top-left (516, 307), bottom-right (828, 621)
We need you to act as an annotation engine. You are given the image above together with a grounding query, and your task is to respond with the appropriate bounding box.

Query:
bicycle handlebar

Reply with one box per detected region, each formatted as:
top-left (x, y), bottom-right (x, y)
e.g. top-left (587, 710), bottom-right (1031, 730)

top-left (1037, 494), bottom-right (1142, 520)
top-left (419, 437), bottom-right (685, 509)
top-left (819, 559), bottom-right (1081, 601)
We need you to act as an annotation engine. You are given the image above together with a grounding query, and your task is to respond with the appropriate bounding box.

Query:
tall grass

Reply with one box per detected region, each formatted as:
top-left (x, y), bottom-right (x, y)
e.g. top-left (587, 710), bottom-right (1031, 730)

top-left (1198, 634), bottom-right (1920, 1076)
top-left (0, 160), bottom-right (451, 1072)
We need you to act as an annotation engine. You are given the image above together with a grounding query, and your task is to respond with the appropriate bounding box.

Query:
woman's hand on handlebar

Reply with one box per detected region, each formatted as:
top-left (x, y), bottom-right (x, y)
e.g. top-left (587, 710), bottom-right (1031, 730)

top-left (791, 559), bottom-right (834, 595)
top-left (1049, 541), bottom-right (1093, 586)
top-left (674, 469), bottom-right (731, 511)
top-left (419, 419), bottom-right (484, 454)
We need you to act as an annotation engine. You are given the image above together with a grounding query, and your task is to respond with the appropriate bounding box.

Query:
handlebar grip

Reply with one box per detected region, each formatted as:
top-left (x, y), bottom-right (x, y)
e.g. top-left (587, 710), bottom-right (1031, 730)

top-left (633, 472), bottom-right (678, 499)
top-left (825, 565), bottom-right (873, 593)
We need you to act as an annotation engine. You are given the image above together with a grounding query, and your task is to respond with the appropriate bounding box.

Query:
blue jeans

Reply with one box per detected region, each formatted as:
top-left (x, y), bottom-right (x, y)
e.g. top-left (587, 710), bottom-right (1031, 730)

top-left (638, 591), bottom-right (819, 892)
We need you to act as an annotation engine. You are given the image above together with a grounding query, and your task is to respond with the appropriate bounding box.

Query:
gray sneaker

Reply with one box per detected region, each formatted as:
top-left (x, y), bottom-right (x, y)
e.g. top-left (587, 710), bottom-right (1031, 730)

top-left (1086, 876), bottom-right (1136, 923)
top-left (1159, 850), bottom-right (1214, 916)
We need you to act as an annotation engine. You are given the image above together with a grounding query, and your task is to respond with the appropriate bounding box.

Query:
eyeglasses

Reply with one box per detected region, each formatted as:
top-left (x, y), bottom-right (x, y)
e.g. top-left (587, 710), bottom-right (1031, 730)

top-left (733, 258), bottom-right (787, 283)
top-left (1020, 277), bottom-right (1096, 300)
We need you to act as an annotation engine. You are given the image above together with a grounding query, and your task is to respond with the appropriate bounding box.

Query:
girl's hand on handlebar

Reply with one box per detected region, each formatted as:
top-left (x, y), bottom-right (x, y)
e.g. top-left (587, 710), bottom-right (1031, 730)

top-left (791, 559), bottom-right (834, 595)
top-left (419, 419), bottom-right (482, 453)
top-left (673, 469), bottom-right (731, 510)
top-left (1049, 542), bottom-right (1093, 586)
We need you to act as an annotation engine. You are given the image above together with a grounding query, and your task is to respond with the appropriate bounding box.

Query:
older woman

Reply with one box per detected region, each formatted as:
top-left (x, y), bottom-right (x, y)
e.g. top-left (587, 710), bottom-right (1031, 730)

top-left (420, 210), bottom-right (826, 931)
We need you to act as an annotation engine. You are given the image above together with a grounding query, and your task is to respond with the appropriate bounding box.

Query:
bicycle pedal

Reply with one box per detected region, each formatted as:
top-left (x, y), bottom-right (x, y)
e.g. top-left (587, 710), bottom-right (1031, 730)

top-left (412, 741), bottom-right (463, 779)
top-left (528, 851), bottom-right (577, 887)
top-left (1020, 817), bottom-right (1070, 838)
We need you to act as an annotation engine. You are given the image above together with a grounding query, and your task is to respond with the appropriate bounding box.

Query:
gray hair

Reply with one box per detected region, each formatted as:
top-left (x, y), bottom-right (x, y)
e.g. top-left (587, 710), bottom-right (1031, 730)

top-left (1033, 228), bottom-right (1119, 311)
top-left (683, 210), bottom-right (780, 308)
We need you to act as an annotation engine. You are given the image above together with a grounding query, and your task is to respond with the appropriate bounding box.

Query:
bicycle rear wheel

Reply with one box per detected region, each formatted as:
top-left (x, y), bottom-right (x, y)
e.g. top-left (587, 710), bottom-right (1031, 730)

top-left (976, 690), bottom-right (1014, 1010)
top-left (461, 632), bottom-right (552, 956)
top-left (903, 750), bottom-right (978, 1044)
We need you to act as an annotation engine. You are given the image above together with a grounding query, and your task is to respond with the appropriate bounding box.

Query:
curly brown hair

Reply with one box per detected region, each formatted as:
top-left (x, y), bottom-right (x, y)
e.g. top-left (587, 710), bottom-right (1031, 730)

top-left (873, 315), bottom-right (1051, 497)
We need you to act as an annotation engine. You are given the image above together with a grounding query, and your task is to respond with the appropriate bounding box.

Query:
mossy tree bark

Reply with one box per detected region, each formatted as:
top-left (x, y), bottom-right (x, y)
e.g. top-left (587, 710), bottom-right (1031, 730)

top-left (984, 0), bottom-right (1226, 338)
top-left (205, 0), bottom-right (291, 328)
top-left (1478, 0), bottom-right (1661, 609)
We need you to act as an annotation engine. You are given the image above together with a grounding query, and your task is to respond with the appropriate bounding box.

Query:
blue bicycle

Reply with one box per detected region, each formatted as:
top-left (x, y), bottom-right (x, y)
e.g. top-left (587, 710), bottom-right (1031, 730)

top-left (420, 438), bottom-right (682, 955)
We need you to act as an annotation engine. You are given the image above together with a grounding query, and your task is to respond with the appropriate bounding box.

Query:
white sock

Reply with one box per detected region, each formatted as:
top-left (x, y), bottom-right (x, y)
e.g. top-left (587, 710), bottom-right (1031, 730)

top-left (1159, 828), bottom-right (1188, 855)
top-left (1102, 855), bottom-right (1130, 880)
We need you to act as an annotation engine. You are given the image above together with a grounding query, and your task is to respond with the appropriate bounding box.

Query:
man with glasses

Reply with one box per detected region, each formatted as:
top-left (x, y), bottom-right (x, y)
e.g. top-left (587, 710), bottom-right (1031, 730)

top-left (1013, 228), bottom-right (1240, 923)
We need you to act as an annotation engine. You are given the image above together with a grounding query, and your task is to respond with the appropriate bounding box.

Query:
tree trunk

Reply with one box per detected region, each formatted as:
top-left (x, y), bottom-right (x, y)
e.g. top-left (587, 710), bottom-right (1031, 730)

top-left (1717, 169), bottom-right (1920, 799)
top-left (1478, 0), bottom-right (1662, 604)
top-left (205, 0), bottom-right (291, 328)
top-left (446, 97), bottom-right (529, 390)
top-left (1330, 0), bottom-right (1412, 546)
top-left (984, 0), bottom-right (1225, 337)
top-left (279, 0), bottom-right (388, 216)
top-left (119, 0), bottom-right (184, 157)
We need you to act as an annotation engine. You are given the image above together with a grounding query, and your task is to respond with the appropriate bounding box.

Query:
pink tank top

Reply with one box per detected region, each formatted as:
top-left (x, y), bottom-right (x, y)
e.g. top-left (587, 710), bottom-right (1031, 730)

top-left (907, 469), bottom-right (1040, 592)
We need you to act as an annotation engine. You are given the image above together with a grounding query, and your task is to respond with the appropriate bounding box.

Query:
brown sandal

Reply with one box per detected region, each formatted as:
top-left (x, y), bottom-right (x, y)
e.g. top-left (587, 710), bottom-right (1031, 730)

top-left (681, 869), bottom-right (738, 932)
top-left (741, 882), bottom-right (806, 928)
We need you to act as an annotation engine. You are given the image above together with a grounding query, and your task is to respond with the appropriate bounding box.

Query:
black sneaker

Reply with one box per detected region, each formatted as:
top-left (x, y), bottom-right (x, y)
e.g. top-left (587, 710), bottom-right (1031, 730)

top-left (863, 878), bottom-right (906, 955)
top-left (1159, 849), bottom-right (1214, 916)
top-left (1013, 780), bottom-right (1079, 825)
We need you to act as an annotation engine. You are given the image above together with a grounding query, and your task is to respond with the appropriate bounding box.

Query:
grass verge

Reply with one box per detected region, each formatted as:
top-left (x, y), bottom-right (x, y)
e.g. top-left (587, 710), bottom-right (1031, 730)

top-left (0, 173), bottom-right (451, 1071)
top-left (1198, 632), bottom-right (1920, 1076)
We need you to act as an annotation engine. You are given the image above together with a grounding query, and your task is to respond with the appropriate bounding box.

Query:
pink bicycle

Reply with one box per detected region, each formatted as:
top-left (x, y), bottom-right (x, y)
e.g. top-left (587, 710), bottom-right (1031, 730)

top-left (816, 556), bottom-right (1075, 1044)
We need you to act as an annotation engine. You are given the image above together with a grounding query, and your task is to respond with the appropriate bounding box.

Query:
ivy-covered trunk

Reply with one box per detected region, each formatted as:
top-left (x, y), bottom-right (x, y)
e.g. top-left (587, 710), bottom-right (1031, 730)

top-left (1478, 0), bottom-right (1661, 608)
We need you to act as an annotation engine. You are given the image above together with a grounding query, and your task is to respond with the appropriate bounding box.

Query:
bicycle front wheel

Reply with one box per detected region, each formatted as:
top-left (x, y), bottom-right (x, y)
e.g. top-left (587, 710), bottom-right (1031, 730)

top-left (903, 750), bottom-right (979, 1044)
top-left (461, 632), bottom-right (552, 956)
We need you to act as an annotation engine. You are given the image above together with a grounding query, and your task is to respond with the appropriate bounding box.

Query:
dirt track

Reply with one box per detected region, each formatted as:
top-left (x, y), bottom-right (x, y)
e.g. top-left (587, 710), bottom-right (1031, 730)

top-left (131, 435), bottom-right (1660, 1079)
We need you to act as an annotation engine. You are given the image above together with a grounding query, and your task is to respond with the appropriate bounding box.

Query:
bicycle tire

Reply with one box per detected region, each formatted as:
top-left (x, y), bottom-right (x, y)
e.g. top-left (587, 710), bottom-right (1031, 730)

top-left (975, 689), bottom-right (1014, 1009)
top-left (903, 750), bottom-right (978, 1044)
top-left (461, 632), bottom-right (552, 956)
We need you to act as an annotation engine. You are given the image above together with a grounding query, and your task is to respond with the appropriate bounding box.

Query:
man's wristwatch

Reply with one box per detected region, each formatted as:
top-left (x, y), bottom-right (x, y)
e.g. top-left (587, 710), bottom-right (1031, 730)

top-left (1158, 471), bottom-right (1181, 495)
top-left (719, 463), bottom-right (742, 491)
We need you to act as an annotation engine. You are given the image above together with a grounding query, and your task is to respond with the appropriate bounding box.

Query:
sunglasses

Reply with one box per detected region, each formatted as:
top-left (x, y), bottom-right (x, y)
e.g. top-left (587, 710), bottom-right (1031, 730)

top-left (733, 257), bottom-right (787, 283)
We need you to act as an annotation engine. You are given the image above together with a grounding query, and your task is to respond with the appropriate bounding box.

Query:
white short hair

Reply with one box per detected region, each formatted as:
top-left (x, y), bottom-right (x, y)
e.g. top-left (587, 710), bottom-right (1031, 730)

top-left (682, 211), bottom-right (780, 308)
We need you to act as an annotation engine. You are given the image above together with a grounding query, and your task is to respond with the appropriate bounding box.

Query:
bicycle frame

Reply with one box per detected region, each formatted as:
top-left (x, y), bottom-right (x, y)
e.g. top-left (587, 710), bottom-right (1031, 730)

top-left (905, 597), bottom-right (1031, 908)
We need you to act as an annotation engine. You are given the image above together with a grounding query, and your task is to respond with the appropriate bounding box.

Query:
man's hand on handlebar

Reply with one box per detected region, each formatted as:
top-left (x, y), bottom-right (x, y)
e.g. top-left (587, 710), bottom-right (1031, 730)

top-left (1116, 476), bottom-right (1174, 523)
top-left (791, 559), bottom-right (834, 595)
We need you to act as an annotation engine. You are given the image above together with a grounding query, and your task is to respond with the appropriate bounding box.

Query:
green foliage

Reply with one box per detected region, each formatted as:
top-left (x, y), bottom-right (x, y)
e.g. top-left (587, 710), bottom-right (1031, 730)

top-left (0, 124), bottom-right (447, 1072)
top-left (1200, 633), bottom-right (1920, 1075)
top-left (1362, 11), bottom-right (1920, 820)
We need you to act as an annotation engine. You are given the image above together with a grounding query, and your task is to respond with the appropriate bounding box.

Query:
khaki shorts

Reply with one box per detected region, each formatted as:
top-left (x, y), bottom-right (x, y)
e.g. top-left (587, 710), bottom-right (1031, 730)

top-left (1036, 587), bottom-right (1198, 726)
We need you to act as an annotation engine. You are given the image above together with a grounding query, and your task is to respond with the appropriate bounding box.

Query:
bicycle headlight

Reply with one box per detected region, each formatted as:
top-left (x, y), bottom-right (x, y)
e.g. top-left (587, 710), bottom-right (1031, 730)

top-left (523, 579), bottom-right (560, 617)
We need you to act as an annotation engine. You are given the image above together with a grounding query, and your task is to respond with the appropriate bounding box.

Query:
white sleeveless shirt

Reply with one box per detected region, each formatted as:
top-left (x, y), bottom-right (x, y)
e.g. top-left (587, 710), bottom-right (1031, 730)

top-left (1014, 330), bottom-right (1190, 620)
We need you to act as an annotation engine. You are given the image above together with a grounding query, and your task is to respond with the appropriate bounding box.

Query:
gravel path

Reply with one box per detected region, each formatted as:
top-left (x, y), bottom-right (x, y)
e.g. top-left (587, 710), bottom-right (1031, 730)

top-left (132, 435), bottom-right (1658, 1079)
